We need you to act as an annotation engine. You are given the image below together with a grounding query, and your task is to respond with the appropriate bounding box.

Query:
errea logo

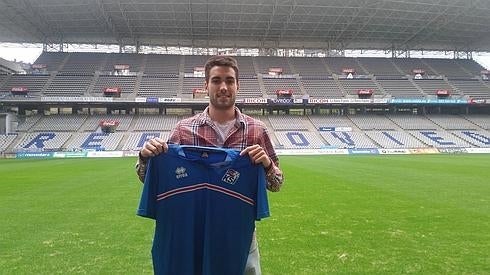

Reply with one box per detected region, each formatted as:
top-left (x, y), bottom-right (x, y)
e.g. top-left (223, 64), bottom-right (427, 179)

top-left (222, 169), bottom-right (240, 185)
top-left (175, 167), bottom-right (188, 179)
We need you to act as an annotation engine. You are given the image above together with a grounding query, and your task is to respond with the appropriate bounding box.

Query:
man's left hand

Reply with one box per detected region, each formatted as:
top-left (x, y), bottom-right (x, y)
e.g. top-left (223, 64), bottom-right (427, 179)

top-left (240, 144), bottom-right (272, 170)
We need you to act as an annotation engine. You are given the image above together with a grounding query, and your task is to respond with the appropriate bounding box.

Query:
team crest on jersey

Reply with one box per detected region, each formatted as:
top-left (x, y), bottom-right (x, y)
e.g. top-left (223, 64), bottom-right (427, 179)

top-left (175, 167), bottom-right (188, 179)
top-left (222, 169), bottom-right (240, 185)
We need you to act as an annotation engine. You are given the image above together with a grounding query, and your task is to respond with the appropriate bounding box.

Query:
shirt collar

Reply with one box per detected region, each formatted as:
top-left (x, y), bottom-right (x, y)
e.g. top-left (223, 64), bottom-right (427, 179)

top-left (198, 106), bottom-right (245, 128)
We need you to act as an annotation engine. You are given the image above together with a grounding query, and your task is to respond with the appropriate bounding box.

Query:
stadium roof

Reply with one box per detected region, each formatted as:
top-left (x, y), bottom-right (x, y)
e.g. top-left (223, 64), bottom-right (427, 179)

top-left (1, 0), bottom-right (490, 52)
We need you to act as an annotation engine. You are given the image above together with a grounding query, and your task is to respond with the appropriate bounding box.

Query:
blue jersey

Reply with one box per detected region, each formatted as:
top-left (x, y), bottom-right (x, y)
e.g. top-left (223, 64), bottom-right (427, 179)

top-left (137, 145), bottom-right (270, 275)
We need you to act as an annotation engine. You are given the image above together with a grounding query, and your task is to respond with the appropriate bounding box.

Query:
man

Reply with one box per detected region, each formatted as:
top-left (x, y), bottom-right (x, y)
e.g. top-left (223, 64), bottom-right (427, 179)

top-left (136, 55), bottom-right (284, 274)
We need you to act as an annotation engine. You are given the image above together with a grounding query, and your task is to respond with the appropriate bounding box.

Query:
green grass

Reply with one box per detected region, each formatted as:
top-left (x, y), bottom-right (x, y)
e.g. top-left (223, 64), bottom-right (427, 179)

top-left (1, 155), bottom-right (489, 274)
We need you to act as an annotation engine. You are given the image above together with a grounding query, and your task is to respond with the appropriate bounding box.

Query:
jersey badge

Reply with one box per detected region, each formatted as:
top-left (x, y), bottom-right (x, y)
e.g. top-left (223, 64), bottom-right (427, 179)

top-left (222, 169), bottom-right (240, 185)
top-left (175, 166), bottom-right (188, 179)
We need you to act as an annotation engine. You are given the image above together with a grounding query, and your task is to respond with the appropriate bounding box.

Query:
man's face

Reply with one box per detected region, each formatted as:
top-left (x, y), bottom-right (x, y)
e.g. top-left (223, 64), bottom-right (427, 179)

top-left (205, 66), bottom-right (239, 110)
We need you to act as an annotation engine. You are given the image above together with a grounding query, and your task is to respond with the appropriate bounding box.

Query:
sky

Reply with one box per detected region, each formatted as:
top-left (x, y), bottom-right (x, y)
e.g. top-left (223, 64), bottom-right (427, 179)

top-left (1, 45), bottom-right (490, 70)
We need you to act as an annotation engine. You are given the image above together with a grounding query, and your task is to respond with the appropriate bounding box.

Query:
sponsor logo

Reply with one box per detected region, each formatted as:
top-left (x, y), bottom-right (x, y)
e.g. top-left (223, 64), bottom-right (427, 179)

top-left (222, 169), bottom-right (240, 185)
top-left (175, 167), bottom-right (188, 179)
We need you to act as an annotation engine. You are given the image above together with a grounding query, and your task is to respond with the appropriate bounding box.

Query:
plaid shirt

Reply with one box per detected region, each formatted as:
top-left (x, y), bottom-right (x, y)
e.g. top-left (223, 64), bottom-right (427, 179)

top-left (136, 107), bottom-right (283, 191)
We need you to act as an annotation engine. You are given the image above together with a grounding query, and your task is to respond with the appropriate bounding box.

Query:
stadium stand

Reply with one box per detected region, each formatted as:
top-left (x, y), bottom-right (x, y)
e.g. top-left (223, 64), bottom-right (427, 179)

top-left (30, 115), bottom-right (87, 132)
top-left (182, 77), bottom-right (205, 98)
top-left (426, 115), bottom-right (479, 130)
top-left (365, 131), bottom-right (425, 148)
top-left (132, 115), bottom-right (183, 131)
top-left (320, 131), bottom-right (377, 148)
top-left (103, 53), bottom-right (143, 73)
top-left (43, 74), bottom-right (93, 97)
top-left (289, 57), bottom-right (330, 76)
top-left (268, 116), bottom-right (308, 131)
top-left (183, 55), bottom-right (210, 74)
top-left (122, 132), bottom-right (171, 151)
top-left (15, 132), bottom-right (72, 151)
top-left (61, 52), bottom-right (105, 73)
top-left (262, 77), bottom-right (302, 96)
top-left (301, 77), bottom-right (343, 98)
top-left (309, 115), bottom-right (358, 129)
top-left (234, 56), bottom-right (256, 76)
top-left (338, 78), bottom-right (384, 97)
top-left (463, 115), bottom-right (490, 130)
top-left (424, 58), bottom-right (471, 77)
top-left (376, 77), bottom-right (424, 98)
top-left (138, 75), bottom-right (179, 97)
top-left (324, 57), bottom-right (366, 75)
top-left (16, 115), bottom-right (42, 132)
top-left (274, 131), bottom-right (325, 149)
top-left (413, 79), bottom-right (458, 97)
top-left (80, 114), bottom-right (133, 132)
top-left (447, 79), bottom-right (490, 99)
top-left (357, 57), bottom-right (403, 76)
top-left (454, 59), bottom-right (487, 76)
top-left (32, 52), bottom-right (67, 72)
top-left (256, 56), bottom-right (293, 75)
top-left (348, 114), bottom-right (399, 130)
top-left (238, 77), bottom-right (263, 98)
top-left (144, 54), bottom-right (181, 75)
top-left (91, 75), bottom-right (137, 98)
top-left (409, 130), bottom-right (470, 148)
top-left (66, 132), bottom-right (124, 151)
top-left (450, 130), bottom-right (490, 147)
top-left (391, 58), bottom-right (437, 76)
top-left (0, 134), bottom-right (17, 151)
top-left (1, 53), bottom-right (490, 154)
top-left (387, 115), bottom-right (439, 130)
top-left (1, 74), bottom-right (49, 97)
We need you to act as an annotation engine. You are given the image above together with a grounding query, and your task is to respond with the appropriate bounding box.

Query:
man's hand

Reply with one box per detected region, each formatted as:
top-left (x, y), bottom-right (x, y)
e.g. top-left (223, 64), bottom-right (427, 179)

top-left (140, 137), bottom-right (168, 159)
top-left (240, 144), bottom-right (272, 170)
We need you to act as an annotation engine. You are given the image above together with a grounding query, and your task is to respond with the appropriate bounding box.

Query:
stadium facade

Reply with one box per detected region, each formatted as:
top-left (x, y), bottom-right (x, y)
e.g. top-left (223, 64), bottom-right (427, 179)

top-left (0, 0), bottom-right (489, 157)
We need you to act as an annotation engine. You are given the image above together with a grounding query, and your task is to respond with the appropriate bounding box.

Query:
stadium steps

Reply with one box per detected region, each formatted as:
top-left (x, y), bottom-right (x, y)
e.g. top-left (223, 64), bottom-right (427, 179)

top-left (177, 58), bottom-right (185, 97)
top-left (5, 132), bottom-right (25, 153)
top-left (295, 75), bottom-right (307, 95)
top-left (60, 133), bottom-right (78, 150)
top-left (98, 54), bottom-right (108, 72)
top-left (443, 76), bottom-right (463, 96)
top-left (117, 133), bottom-right (130, 150)
top-left (86, 72), bottom-right (100, 96)
top-left (320, 58), bottom-right (334, 75)
top-left (331, 75), bottom-right (347, 96)
top-left (371, 77), bottom-right (388, 96)
top-left (407, 76), bottom-right (427, 96)
top-left (252, 57), bottom-right (260, 76)
top-left (256, 74), bottom-right (267, 97)
top-left (389, 59), bottom-right (407, 75)
top-left (140, 55), bottom-right (148, 73)
top-left (455, 62), bottom-right (475, 76)
top-left (134, 72), bottom-right (143, 98)
top-left (0, 74), bottom-right (12, 88)
top-left (354, 58), bottom-right (370, 75)
top-left (303, 116), bottom-right (327, 145)
top-left (128, 115), bottom-right (140, 132)
top-left (40, 72), bottom-right (57, 95)
top-left (56, 53), bottom-right (71, 72)
top-left (420, 59), bottom-right (440, 76)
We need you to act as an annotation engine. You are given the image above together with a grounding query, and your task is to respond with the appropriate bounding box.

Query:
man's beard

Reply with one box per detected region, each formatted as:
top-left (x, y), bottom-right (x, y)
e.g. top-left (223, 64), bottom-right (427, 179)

top-left (210, 92), bottom-right (236, 110)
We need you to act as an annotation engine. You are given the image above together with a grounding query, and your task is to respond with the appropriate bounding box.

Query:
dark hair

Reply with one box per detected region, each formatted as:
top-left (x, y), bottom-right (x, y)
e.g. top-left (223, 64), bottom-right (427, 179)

top-left (204, 56), bottom-right (239, 83)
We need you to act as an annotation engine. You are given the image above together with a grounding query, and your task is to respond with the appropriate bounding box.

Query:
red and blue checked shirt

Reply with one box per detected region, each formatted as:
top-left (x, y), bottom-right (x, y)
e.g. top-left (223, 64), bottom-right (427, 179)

top-left (136, 107), bottom-right (284, 192)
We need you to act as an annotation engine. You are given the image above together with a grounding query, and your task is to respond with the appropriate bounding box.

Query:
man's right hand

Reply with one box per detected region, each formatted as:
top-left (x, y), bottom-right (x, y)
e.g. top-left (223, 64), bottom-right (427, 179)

top-left (140, 137), bottom-right (168, 159)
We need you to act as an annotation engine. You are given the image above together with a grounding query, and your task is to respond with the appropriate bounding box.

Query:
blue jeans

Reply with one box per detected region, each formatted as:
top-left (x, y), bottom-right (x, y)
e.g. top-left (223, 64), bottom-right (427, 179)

top-left (244, 232), bottom-right (261, 275)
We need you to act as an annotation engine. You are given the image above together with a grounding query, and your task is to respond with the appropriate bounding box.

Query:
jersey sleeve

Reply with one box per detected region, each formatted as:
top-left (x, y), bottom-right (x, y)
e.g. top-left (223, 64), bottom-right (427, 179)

top-left (255, 167), bottom-right (270, 221)
top-left (137, 157), bottom-right (158, 220)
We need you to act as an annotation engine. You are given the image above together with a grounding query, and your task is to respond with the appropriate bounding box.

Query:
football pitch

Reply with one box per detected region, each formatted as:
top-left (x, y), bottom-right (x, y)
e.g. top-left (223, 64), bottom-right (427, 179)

top-left (0, 154), bottom-right (489, 274)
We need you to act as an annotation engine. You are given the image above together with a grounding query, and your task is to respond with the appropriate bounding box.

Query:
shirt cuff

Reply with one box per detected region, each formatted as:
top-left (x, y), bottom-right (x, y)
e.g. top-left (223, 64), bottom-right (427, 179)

top-left (265, 164), bottom-right (283, 192)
